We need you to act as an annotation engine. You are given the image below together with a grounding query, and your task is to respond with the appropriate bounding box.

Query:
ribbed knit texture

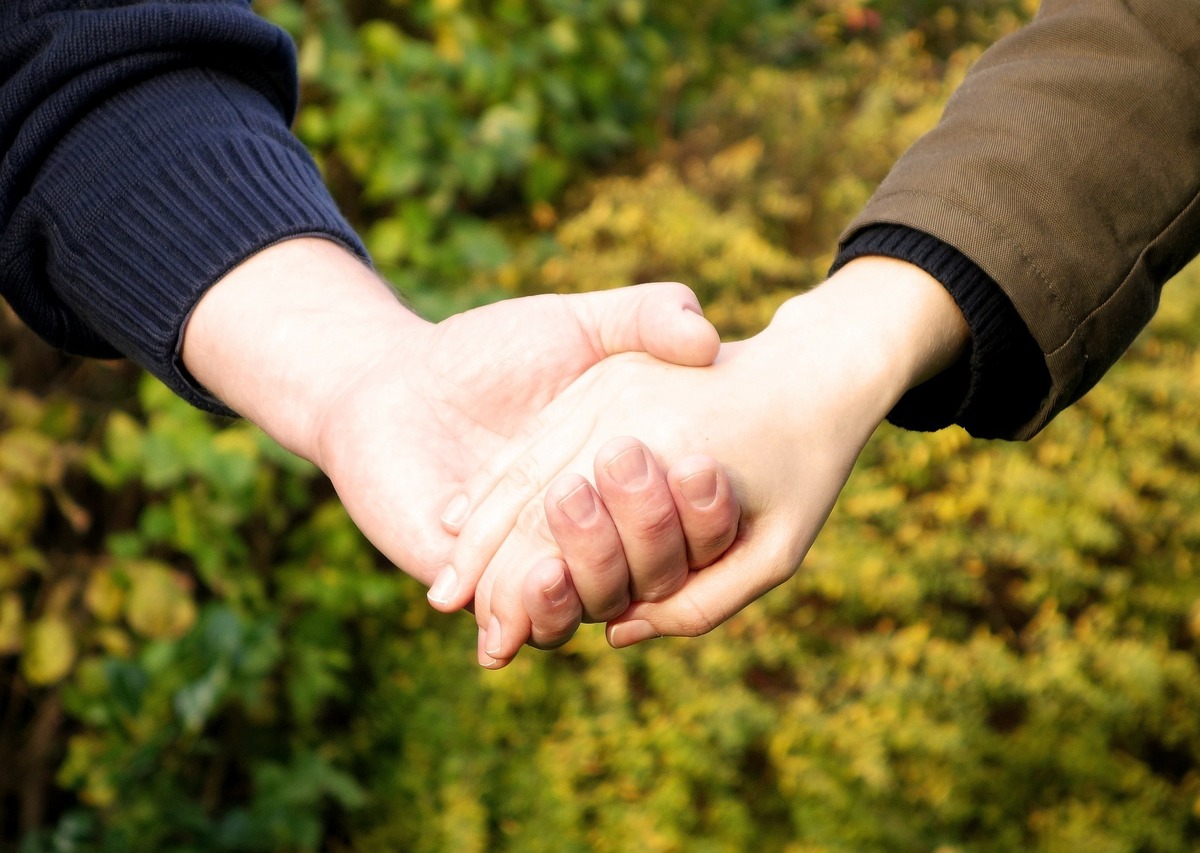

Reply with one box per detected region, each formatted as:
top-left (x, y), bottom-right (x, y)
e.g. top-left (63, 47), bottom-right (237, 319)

top-left (832, 225), bottom-right (1050, 439)
top-left (1, 2), bottom-right (367, 413)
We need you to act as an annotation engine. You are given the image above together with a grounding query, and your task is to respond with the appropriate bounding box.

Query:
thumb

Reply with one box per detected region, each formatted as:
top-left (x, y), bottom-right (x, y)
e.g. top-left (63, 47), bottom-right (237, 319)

top-left (569, 282), bottom-right (720, 367)
top-left (604, 527), bottom-right (798, 647)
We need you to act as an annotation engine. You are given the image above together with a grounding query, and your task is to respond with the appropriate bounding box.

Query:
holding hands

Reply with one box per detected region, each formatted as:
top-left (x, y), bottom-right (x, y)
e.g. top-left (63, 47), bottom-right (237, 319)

top-left (183, 239), bottom-right (966, 668)
top-left (181, 237), bottom-right (740, 654)
top-left (448, 256), bottom-right (968, 667)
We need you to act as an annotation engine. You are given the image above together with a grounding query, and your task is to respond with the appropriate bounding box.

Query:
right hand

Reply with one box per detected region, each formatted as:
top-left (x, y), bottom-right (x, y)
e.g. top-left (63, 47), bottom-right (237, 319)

top-left (447, 257), bottom-right (970, 666)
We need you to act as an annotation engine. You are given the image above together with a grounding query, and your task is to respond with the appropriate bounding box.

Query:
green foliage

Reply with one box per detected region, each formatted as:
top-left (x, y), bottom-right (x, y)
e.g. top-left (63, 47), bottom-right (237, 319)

top-left (257, 0), bottom-right (674, 313)
top-left (253, 0), bottom-right (904, 317)
top-left (508, 23), bottom-right (981, 335)
top-left (6, 1), bottom-right (1200, 851)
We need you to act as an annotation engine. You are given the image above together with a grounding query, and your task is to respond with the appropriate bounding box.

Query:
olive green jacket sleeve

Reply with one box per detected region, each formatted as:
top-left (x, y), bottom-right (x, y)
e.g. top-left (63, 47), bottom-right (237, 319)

top-left (840, 0), bottom-right (1200, 440)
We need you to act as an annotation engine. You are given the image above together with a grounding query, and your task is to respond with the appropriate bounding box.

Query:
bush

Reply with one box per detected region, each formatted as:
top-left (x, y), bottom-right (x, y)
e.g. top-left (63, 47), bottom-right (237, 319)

top-left (8, 1), bottom-right (1200, 851)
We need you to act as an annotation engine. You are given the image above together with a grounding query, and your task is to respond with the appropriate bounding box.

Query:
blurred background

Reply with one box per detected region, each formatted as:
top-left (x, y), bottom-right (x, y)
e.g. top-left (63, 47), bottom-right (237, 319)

top-left (3, 1), bottom-right (1200, 849)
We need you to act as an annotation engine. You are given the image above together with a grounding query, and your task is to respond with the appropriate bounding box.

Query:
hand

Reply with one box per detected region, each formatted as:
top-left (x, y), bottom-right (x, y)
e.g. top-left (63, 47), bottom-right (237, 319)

top-left (470, 435), bottom-right (741, 657)
top-left (180, 238), bottom-right (739, 640)
top-left (535, 436), bottom-right (741, 616)
top-left (449, 257), bottom-right (969, 666)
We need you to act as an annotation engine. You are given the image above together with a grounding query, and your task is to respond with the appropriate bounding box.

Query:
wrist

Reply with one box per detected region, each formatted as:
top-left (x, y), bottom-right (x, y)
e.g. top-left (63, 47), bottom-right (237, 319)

top-left (181, 237), bottom-right (431, 463)
top-left (758, 256), bottom-right (974, 436)
top-left (765, 256), bottom-right (969, 420)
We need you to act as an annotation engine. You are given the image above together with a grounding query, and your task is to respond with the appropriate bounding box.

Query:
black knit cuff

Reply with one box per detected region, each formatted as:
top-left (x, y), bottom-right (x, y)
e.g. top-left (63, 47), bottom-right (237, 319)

top-left (831, 225), bottom-right (1049, 439)
top-left (30, 67), bottom-right (368, 415)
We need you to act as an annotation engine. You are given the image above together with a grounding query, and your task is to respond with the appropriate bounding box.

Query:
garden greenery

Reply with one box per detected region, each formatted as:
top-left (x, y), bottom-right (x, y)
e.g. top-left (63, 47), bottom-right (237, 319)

top-left (4, 1), bottom-right (1200, 849)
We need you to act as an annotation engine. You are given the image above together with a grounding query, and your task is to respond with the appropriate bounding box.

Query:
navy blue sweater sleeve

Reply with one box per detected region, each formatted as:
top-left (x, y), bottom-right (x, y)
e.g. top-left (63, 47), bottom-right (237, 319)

top-left (831, 225), bottom-right (1050, 439)
top-left (1, 1), bottom-right (367, 412)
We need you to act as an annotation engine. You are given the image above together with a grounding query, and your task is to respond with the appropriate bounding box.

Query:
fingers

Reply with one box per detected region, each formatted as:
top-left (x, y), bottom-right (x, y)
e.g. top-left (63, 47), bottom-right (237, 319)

top-left (472, 498), bottom-right (564, 667)
top-left (567, 282), bottom-right (721, 368)
top-left (475, 477), bottom-right (624, 668)
top-left (604, 524), bottom-right (796, 649)
top-left (544, 474), bottom-right (632, 621)
top-left (589, 437), bottom-right (688, 603)
top-left (479, 443), bottom-right (733, 667)
top-left (432, 430), bottom-right (582, 613)
top-left (475, 439), bottom-right (686, 664)
top-left (665, 455), bottom-right (740, 570)
top-left (477, 571), bottom-right (533, 670)
top-left (477, 557), bottom-right (584, 669)
top-left (534, 443), bottom-right (743, 622)
top-left (522, 559), bottom-right (583, 650)
top-left (448, 436), bottom-right (744, 668)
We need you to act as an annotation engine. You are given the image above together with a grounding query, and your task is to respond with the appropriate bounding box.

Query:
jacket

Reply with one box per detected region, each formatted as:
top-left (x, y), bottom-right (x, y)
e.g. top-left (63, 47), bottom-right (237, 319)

top-left (837, 0), bottom-right (1200, 439)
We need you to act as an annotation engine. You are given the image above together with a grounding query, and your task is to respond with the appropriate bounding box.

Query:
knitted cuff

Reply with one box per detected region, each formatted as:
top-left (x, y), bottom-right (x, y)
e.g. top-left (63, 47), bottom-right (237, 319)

top-left (31, 67), bottom-right (368, 415)
top-left (831, 225), bottom-right (1049, 438)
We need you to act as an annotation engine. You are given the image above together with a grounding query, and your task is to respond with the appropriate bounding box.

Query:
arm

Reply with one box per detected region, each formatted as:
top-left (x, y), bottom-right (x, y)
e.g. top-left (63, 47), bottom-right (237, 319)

top-left (2, 3), bottom-right (742, 649)
top-left (839, 0), bottom-right (1200, 439)
top-left (0, 1), bottom-right (363, 404)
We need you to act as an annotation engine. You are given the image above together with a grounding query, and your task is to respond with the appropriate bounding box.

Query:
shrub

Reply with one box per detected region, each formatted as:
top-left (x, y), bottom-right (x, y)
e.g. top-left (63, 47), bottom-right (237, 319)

top-left (12, 2), bottom-right (1200, 851)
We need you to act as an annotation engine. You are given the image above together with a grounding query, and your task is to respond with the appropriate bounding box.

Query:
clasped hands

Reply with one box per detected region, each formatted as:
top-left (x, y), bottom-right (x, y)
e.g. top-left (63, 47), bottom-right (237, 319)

top-left (183, 238), bottom-right (967, 670)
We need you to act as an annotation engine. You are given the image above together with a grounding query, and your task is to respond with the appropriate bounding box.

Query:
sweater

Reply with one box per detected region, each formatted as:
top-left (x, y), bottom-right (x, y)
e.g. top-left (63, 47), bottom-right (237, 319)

top-left (0, 0), bottom-right (366, 412)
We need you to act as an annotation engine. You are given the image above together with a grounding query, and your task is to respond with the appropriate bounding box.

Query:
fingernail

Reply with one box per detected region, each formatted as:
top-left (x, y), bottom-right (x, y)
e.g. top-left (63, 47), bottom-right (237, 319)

top-left (679, 470), bottom-right (719, 509)
top-left (605, 446), bottom-right (649, 487)
top-left (543, 573), bottom-right (570, 607)
top-left (557, 483), bottom-right (597, 525)
top-left (440, 493), bottom-right (469, 531)
top-left (477, 627), bottom-right (499, 668)
top-left (608, 619), bottom-right (660, 648)
top-left (426, 565), bottom-right (458, 607)
top-left (484, 615), bottom-right (504, 657)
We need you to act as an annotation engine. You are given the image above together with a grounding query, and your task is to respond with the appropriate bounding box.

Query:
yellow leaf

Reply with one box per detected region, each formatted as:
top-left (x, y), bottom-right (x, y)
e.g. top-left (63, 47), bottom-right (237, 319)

top-left (22, 616), bottom-right (76, 685)
top-left (125, 563), bottom-right (196, 640)
top-left (94, 626), bottom-right (133, 657)
top-left (85, 568), bottom-right (125, 623)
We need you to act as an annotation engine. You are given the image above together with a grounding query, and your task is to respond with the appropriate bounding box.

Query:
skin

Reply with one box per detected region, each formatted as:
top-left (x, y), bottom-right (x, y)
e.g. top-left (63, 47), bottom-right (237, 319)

top-left (448, 256), bottom-right (970, 667)
top-left (179, 237), bottom-right (742, 646)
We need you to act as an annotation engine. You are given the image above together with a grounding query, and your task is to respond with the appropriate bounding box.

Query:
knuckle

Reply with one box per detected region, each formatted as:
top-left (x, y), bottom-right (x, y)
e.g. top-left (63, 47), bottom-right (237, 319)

top-left (525, 599), bottom-right (581, 651)
top-left (686, 526), bottom-right (738, 569)
top-left (515, 499), bottom-right (557, 548)
top-left (576, 553), bottom-right (631, 619)
top-left (586, 591), bottom-right (631, 624)
top-left (636, 570), bottom-right (687, 604)
top-left (674, 589), bottom-right (721, 638)
top-left (585, 537), bottom-right (627, 576)
top-left (627, 497), bottom-right (680, 542)
top-left (504, 456), bottom-right (548, 506)
top-left (530, 622), bottom-right (579, 651)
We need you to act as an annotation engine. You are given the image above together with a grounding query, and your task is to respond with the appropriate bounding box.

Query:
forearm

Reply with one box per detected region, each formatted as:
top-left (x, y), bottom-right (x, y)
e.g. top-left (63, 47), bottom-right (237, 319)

top-left (841, 0), bottom-right (1200, 437)
top-left (832, 225), bottom-right (1049, 438)
top-left (181, 238), bottom-right (430, 465)
top-left (1, 2), bottom-right (364, 408)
